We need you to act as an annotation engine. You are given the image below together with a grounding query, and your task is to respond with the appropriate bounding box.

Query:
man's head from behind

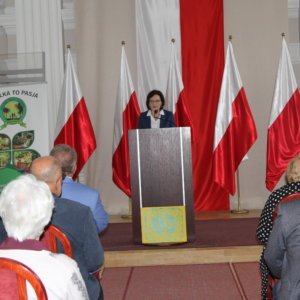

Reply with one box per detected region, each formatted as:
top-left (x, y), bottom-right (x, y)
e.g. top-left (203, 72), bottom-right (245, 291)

top-left (29, 156), bottom-right (63, 197)
top-left (0, 174), bottom-right (54, 241)
top-left (50, 144), bottom-right (77, 178)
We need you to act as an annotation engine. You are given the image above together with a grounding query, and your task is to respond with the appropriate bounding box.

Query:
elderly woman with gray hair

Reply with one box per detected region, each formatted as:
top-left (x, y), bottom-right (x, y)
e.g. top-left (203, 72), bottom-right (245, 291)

top-left (0, 174), bottom-right (88, 299)
top-left (256, 154), bottom-right (300, 300)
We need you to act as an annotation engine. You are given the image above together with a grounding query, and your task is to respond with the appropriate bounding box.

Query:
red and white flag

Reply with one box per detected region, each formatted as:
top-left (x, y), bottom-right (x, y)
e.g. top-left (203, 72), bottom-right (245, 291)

top-left (137, 0), bottom-right (226, 210)
top-left (165, 41), bottom-right (193, 131)
top-left (54, 48), bottom-right (96, 179)
top-left (212, 41), bottom-right (257, 195)
top-left (112, 45), bottom-right (140, 196)
top-left (266, 38), bottom-right (300, 191)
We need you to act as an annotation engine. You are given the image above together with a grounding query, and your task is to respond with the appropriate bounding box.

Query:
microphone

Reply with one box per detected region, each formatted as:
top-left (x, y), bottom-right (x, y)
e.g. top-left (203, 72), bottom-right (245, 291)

top-left (153, 110), bottom-right (176, 127)
top-left (153, 109), bottom-right (159, 119)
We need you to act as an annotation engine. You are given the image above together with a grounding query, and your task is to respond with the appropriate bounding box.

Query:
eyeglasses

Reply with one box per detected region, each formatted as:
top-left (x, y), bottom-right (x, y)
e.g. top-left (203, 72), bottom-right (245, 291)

top-left (149, 100), bottom-right (161, 103)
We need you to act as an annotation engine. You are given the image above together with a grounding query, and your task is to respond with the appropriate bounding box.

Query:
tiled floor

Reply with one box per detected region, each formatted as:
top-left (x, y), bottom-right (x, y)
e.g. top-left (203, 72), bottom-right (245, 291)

top-left (101, 262), bottom-right (261, 300)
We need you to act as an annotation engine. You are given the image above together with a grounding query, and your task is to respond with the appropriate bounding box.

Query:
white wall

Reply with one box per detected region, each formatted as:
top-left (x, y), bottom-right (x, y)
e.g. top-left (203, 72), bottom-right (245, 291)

top-left (75, 0), bottom-right (136, 214)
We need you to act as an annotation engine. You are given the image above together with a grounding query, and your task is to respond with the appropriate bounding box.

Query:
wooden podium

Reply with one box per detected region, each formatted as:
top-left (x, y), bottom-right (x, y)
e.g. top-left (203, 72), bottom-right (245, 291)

top-left (128, 127), bottom-right (195, 244)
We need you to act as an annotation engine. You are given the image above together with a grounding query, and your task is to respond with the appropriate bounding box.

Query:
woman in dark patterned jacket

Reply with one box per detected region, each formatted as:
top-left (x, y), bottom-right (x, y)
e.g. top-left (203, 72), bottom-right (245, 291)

top-left (256, 154), bottom-right (300, 300)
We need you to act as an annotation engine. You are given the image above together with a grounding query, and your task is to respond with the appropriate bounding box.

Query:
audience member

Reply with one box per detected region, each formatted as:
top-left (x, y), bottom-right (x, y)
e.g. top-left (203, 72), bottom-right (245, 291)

top-left (50, 144), bottom-right (109, 233)
top-left (264, 199), bottom-right (300, 299)
top-left (0, 174), bottom-right (88, 299)
top-left (28, 156), bottom-right (104, 300)
top-left (256, 154), bottom-right (300, 299)
top-left (138, 89), bottom-right (176, 129)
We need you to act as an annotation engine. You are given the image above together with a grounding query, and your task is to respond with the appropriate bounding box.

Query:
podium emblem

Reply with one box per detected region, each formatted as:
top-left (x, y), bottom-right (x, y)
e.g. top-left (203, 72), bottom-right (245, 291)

top-left (141, 206), bottom-right (187, 244)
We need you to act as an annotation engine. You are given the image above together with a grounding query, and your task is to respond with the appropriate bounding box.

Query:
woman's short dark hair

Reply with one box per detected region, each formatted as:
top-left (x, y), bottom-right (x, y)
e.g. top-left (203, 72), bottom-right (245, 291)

top-left (146, 90), bottom-right (165, 110)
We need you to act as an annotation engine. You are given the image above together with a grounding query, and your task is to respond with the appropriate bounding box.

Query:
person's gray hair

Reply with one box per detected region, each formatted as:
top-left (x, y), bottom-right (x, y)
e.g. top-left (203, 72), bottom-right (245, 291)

top-left (0, 174), bottom-right (54, 241)
top-left (50, 144), bottom-right (77, 176)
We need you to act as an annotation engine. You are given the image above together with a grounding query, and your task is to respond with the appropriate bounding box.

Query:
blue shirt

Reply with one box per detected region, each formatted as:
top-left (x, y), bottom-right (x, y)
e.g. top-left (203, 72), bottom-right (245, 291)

top-left (61, 177), bottom-right (109, 233)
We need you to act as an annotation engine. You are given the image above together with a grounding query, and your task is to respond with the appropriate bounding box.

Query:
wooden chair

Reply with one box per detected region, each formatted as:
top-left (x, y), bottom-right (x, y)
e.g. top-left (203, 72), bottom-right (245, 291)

top-left (272, 192), bottom-right (300, 220)
top-left (40, 224), bottom-right (73, 258)
top-left (267, 192), bottom-right (300, 299)
top-left (0, 257), bottom-right (47, 300)
top-left (42, 225), bottom-right (102, 281)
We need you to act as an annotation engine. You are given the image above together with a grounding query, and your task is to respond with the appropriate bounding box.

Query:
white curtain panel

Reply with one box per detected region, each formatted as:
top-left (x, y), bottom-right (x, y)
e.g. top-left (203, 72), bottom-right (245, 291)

top-left (136, 0), bottom-right (181, 111)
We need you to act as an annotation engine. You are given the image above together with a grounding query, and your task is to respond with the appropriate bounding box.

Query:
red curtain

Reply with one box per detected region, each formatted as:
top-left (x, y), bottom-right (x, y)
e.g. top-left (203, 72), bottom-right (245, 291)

top-left (180, 0), bottom-right (229, 210)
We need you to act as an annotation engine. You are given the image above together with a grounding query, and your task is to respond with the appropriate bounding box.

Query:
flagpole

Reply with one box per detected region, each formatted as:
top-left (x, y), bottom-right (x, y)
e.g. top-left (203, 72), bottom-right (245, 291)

top-left (227, 35), bottom-right (249, 215)
top-left (118, 40), bottom-right (133, 220)
top-left (121, 198), bottom-right (132, 219)
top-left (65, 44), bottom-right (79, 184)
top-left (231, 168), bottom-right (249, 214)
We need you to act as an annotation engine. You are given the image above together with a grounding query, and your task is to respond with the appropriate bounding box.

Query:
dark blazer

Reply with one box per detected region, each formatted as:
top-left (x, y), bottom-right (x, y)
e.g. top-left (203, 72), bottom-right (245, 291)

top-left (0, 197), bottom-right (104, 300)
top-left (138, 109), bottom-right (176, 129)
top-left (52, 197), bottom-right (104, 300)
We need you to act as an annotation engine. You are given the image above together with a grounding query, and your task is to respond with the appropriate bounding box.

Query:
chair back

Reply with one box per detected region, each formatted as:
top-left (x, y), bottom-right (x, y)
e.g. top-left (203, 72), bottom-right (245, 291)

top-left (0, 257), bottom-right (47, 300)
top-left (41, 224), bottom-right (73, 258)
top-left (272, 192), bottom-right (300, 220)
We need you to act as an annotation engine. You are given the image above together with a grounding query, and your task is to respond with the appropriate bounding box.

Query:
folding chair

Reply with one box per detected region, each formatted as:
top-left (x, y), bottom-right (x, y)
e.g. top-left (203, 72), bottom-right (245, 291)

top-left (41, 224), bottom-right (73, 258)
top-left (0, 257), bottom-right (47, 300)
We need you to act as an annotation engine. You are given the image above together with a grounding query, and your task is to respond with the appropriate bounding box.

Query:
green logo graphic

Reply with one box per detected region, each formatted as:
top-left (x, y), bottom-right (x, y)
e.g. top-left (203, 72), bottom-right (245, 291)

top-left (0, 131), bottom-right (40, 170)
top-left (0, 131), bottom-right (40, 192)
top-left (0, 95), bottom-right (41, 192)
top-left (0, 97), bottom-right (27, 130)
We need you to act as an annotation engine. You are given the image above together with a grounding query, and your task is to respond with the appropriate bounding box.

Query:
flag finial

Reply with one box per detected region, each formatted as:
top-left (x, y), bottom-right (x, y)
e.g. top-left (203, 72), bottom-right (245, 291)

top-left (228, 35), bottom-right (232, 41)
top-left (171, 38), bottom-right (175, 43)
top-left (282, 32), bottom-right (285, 37)
top-left (121, 41), bottom-right (125, 45)
top-left (67, 45), bottom-right (71, 49)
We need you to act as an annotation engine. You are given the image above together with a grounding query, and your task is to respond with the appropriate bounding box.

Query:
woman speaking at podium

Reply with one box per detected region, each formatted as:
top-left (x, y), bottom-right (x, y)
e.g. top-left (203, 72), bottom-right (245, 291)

top-left (138, 90), bottom-right (176, 129)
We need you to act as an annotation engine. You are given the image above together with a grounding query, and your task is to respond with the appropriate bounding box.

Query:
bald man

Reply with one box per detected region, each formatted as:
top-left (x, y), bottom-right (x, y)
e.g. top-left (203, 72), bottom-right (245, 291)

top-left (31, 156), bottom-right (104, 300)
top-left (29, 156), bottom-right (63, 197)
top-left (0, 156), bottom-right (104, 300)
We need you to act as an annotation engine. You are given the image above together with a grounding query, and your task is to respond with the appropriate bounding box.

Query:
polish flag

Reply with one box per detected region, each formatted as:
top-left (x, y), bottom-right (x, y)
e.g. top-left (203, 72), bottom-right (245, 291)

top-left (266, 37), bottom-right (300, 191)
top-left (212, 41), bottom-right (257, 195)
top-left (165, 40), bottom-right (193, 131)
top-left (112, 44), bottom-right (140, 196)
top-left (54, 48), bottom-right (96, 179)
